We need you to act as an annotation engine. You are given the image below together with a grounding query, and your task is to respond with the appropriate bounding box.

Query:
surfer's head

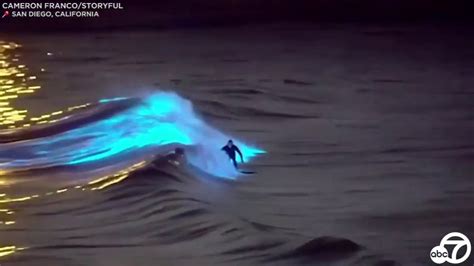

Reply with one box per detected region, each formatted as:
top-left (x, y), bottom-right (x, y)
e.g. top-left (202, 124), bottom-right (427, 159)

top-left (174, 147), bottom-right (185, 157)
top-left (227, 140), bottom-right (233, 147)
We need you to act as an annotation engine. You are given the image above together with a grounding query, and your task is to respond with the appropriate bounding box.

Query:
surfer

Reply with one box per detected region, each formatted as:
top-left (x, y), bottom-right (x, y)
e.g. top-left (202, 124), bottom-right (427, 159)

top-left (221, 140), bottom-right (243, 168)
top-left (167, 147), bottom-right (185, 166)
top-left (150, 147), bottom-right (185, 169)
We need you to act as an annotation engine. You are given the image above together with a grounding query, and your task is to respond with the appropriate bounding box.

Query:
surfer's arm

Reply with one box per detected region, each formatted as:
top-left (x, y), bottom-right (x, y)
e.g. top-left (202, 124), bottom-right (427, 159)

top-left (235, 146), bottom-right (244, 162)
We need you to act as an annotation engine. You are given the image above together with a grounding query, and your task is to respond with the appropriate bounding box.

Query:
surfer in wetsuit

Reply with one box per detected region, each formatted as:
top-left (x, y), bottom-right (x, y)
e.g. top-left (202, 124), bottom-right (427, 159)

top-left (150, 147), bottom-right (185, 169)
top-left (167, 147), bottom-right (185, 166)
top-left (221, 140), bottom-right (243, 168)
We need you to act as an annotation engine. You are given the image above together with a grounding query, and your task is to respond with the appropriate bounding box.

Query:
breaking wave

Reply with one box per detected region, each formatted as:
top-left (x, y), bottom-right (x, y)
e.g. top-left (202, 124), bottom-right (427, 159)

top-left (0, 92), bottom-right (264, 179)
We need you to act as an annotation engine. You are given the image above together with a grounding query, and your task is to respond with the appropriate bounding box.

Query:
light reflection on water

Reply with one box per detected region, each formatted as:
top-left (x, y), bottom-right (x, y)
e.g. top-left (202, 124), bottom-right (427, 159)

top-left (0, 41), bottom-right (35, 128)
top-left (0, 40), bottom-right (30, 258)
top-left (0, 41), bottom-right (93, 130)
top-left (0, 41), bottom-right (142, 259)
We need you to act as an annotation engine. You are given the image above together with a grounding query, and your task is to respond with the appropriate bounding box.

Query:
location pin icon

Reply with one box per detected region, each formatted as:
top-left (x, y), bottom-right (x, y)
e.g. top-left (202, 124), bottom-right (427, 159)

top-left (2, 10), bottom-right (10, 18)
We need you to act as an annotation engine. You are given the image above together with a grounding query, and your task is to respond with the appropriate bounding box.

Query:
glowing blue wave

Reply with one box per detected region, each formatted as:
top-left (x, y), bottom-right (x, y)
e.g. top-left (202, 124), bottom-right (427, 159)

top-left (0, 92), bottom-right (265, 178)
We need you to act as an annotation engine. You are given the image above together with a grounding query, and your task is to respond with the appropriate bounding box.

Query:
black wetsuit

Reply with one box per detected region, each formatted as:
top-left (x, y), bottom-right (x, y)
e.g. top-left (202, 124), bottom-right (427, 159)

top-left (221, 145), bottom-right (243, 168)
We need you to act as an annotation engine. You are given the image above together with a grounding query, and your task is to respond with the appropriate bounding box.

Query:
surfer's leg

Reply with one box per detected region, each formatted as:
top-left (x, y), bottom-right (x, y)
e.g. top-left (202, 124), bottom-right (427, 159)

top-left (232, 158), bottom-right (238, 168)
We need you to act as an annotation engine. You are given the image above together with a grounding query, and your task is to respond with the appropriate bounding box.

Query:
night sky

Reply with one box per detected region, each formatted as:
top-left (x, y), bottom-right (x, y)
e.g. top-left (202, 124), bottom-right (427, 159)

top-left (1, 0), bottom-right (473, 32)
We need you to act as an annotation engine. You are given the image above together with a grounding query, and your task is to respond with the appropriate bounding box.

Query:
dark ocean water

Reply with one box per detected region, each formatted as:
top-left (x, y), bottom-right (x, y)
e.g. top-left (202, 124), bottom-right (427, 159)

top-left (0, 24), bottom-right (473, 266)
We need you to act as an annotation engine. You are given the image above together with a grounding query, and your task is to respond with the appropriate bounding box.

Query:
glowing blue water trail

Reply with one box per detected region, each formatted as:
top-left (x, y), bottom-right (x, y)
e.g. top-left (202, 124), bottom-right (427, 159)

top-left (0, 92), bottom-right (265, 179)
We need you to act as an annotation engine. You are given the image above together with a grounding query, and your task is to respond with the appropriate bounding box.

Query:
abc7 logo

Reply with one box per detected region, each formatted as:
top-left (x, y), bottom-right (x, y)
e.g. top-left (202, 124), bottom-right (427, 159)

top-left (430, 232), bottom-right (471, 264)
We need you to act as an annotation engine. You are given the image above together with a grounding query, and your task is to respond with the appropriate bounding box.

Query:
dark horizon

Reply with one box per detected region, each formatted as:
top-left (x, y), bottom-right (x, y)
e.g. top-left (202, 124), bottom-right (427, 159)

top-left (1, 0), bottom-right (473, 32)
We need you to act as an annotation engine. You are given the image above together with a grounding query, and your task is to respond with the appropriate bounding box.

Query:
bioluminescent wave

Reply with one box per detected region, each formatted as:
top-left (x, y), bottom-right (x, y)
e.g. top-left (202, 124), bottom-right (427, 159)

top-left (0, 92), bottom-right (265, 178)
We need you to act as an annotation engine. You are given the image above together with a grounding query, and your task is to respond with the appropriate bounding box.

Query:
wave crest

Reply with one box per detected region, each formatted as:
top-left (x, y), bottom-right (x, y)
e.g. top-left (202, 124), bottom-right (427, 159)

top-left (0, 92), bottom-right (264, 179)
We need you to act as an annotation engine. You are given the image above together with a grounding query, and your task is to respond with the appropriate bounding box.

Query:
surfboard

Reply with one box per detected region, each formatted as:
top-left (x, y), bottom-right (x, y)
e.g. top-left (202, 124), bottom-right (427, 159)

top-left (239, 170), bottom-right (255, 175)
